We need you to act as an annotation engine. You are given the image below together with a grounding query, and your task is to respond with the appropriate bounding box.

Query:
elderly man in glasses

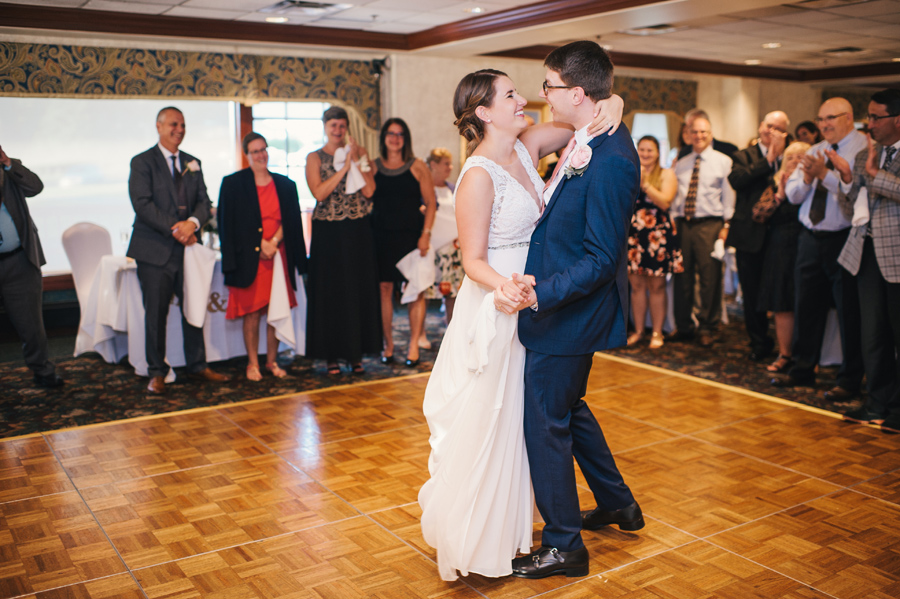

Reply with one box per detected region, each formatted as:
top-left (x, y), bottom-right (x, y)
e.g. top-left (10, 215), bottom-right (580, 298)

top-left (772, 98), bottom-right (866, 403)
top-left (832, 89), bottom-right (900, 429)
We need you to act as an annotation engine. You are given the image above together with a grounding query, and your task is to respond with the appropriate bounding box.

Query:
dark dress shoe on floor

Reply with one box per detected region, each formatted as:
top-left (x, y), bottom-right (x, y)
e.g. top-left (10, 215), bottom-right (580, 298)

top-left (668, 330), bottom-right (695, 342)
top-left (749, 347), bottom-right (773, 361)
top-left (33, 373), bottom-right (65, 388)
top-left (511, 546), bottom-right (589, 579)
top-left (380, 355), bottom-right (394, 365)
top-left (147, 376), bottom-right (166, 395)
top-left (823, 386), bottom-right (857, 402)
top-left (190, 368), bottom-right (230, 382)
top-left (881, 414), bottom-right (900, 434)
top-left (404, 358), bottom-right (419, 367)
top-left (582, 501), bottom-right (645, 532)
top-left (769, 376), bottom-right (813, 388)
top-left (843, 406), bottom-right (885, 424)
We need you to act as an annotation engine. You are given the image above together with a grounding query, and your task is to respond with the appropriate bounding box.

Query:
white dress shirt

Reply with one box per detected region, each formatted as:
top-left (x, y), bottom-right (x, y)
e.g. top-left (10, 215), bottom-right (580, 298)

top-left (785, 129), bottom-right (867, 231)
top-left (157, 143), bottom-right (200, 231)
top-left (670, 145), bottom-right (735, 221)
top-left (543, 125), bottom-right (591, 205)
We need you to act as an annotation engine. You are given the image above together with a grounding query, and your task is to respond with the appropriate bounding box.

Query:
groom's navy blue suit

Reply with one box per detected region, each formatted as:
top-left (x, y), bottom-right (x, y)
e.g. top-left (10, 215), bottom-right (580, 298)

top-left (518, 125), bottom-right (640, 552)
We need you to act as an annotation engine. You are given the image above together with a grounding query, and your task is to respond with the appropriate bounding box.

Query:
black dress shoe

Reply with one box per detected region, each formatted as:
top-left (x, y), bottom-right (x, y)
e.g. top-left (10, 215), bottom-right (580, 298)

top-left (749, 347), bottom-right (772, 361)
top-left (33, 373), bottom-right (64, 388)
top-left (823, 385), bottom-right (857, 402)
top-left (881, 413), bottom-right (900, 434)
top-left (769, 376), bottom-right (814, 388)
top-left (511, 546), bottom-right (589, 579)
top-left (843, 406), bottom-right (885, 424)
top-left (582, 501), bottom-right (645, 532)
top-left (404, 358), bottom-right (420, 367)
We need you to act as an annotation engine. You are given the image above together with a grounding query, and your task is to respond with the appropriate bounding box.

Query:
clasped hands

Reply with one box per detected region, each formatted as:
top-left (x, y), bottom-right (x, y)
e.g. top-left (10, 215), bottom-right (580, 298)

top-left (170, 220), bottom-right (197, 246)
top-left (493, 273), bottom-right (537, 314)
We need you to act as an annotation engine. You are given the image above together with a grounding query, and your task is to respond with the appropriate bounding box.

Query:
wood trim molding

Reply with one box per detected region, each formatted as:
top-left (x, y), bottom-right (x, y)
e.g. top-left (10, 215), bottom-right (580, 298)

top-left (0, 2), bottom-right (408, 50)
top-left (406, 0), bottom-right (659, 49)
top-left (486, 46), bottom-right (900, 82)
top-left (43, 274), bottom-right (75, 292)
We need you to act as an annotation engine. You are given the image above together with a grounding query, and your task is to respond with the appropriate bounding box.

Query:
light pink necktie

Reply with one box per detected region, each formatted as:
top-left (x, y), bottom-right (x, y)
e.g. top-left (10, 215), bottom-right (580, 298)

top-left (544, 135), bottom-right (578, 194)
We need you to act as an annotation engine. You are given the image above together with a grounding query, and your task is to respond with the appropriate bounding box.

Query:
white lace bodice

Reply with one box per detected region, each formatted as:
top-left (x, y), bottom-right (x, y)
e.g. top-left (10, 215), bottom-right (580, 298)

top-left (455, 140), bottom-right (543, 249)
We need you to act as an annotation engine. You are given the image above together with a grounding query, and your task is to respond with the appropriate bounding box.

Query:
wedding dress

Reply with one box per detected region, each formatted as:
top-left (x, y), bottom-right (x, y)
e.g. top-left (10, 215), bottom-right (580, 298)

top-left (419, 140), bottom-right (544, 581)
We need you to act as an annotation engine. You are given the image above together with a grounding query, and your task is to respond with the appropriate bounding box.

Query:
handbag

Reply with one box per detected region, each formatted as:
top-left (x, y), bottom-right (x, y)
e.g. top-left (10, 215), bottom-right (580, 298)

top-left (751, 186), bottom-right (781, 224)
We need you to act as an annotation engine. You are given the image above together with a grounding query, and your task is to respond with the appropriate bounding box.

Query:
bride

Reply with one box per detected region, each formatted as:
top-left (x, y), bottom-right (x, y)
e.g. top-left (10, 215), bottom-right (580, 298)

top-left (418, 69), bottom-right (621, 581)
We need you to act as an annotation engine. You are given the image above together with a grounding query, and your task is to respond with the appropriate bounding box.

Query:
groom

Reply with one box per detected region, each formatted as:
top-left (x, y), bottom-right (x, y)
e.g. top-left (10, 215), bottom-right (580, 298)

top-left (512, 41), bottom-right (643, 579)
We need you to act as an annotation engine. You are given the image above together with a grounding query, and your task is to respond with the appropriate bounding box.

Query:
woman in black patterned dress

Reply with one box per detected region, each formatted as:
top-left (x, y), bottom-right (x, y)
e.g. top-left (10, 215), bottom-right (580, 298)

top-left (305, 106), bottom-right (382, 375)
top-left (626, 135), bottom-right (682, 349)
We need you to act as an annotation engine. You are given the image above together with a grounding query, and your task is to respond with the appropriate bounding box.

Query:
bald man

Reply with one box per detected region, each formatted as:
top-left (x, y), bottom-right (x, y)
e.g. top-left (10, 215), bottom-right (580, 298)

top-left (776, 98), bottom-right (865, 401)
top-left (727, 111), bottom-right (789, 362)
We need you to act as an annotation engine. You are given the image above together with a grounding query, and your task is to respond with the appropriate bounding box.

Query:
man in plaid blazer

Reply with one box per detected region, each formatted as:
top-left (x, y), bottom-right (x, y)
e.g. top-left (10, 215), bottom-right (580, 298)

top-left (834, 88), bottom-right (900, 431)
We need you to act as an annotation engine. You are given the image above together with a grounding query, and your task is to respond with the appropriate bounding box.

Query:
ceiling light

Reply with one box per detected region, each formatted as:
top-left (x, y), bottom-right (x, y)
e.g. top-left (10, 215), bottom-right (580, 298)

top-left (762, 42), bottom-right (781, 49)
top-left (464, 7), bottom-right (486, 13)
top-left (744, 59), bottom-right (761, 65)
top-left (622, 24), bottom-right (678, 36)
top-left (266, 16), bottom-right (289, 23)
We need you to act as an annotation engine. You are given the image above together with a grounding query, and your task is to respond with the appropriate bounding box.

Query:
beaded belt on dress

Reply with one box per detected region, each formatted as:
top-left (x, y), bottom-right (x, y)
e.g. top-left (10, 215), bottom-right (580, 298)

top-left (487, 241), bottom-right (530, 250)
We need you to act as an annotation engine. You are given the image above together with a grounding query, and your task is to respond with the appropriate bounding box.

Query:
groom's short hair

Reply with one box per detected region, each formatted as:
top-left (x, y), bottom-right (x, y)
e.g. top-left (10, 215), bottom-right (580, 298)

top-left (544, 41), bottom-right (613, 102)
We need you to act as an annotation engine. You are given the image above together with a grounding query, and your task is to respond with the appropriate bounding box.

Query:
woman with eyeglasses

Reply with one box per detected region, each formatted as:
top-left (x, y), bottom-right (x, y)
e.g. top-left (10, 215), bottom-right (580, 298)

top-left (217, 132), bottom-right (307, 381)
top-left (370, 118), bottom-right (437, 367)
top-left (305, 106), bottom-right (380, 376)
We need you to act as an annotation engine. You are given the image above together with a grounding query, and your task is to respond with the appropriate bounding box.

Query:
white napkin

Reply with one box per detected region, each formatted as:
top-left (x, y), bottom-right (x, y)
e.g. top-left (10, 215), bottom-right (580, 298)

top-left (430, 208), bottom-right (459, 252)
top-left (333, 146), bottom-right (366, 195)
top-left (852, 187), bottom-right (870, 227)
top-left (710, 238), bottom-right (726, 262)
top-left (396, 247), bottom-right (436, 304)
top-left (267, 251), bottom-right (296, 348)
top-left (182, 243), bottom-right (217, 328)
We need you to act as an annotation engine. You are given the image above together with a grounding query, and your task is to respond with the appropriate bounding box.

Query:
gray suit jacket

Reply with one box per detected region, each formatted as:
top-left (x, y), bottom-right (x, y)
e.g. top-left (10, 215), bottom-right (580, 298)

top-left (0, 159), bottom-right (45, 270)
top-left (126, 145), bottom-right (211, 266)
top-left (838, 143), bottom-right (900, 283)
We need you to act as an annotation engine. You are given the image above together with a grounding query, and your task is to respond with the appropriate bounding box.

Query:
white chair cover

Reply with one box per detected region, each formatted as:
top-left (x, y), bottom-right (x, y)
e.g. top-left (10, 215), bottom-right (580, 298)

top-left (62, 222), bottom-right (113, 308)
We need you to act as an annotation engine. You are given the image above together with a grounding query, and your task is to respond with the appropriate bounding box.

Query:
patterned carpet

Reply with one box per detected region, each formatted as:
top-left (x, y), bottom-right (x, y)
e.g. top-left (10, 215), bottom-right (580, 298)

top-left (1, 301), bottom-right (860, 439)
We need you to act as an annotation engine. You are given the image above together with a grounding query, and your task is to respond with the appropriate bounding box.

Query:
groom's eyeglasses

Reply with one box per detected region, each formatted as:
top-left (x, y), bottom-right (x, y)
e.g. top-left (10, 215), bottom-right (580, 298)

top-left (542, 81), bottom-right (573, 94)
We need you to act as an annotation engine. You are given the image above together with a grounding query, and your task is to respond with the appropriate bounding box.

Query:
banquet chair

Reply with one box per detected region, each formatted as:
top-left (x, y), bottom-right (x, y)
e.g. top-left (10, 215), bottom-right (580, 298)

top-left (62, 222), bottom-right (113, 308)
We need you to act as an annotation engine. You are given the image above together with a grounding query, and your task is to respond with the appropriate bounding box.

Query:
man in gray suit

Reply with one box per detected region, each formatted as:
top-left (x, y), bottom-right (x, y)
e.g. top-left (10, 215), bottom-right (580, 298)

top-left (833, 89), bottom-right (900, 429)
top-left (128, 106), bottom-right (228, 394)
top-left (0, 145), bottom-right (63, 388)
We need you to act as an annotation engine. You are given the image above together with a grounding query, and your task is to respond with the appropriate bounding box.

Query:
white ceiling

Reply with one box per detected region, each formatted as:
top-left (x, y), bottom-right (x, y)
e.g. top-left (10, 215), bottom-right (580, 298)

top-left (4, 0), bottom-right (900, 70)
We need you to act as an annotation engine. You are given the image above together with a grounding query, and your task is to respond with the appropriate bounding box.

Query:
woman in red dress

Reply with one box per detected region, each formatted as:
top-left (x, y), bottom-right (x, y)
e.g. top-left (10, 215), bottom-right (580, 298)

top-left (218, 133), bottom-right (307, 381)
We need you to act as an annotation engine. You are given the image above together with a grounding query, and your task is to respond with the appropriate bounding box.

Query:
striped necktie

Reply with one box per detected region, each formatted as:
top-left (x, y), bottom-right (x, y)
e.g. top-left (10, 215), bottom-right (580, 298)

top-left (683, 155), bottom-right (701, 219)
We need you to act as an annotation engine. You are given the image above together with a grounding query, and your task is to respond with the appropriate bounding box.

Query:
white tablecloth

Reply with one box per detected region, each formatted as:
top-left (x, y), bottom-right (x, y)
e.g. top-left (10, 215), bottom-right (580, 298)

top-left (75, 255), bottom-right (307, 377)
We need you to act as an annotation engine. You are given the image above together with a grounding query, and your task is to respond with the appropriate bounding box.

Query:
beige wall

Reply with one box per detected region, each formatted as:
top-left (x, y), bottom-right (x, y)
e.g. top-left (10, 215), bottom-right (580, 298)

top-left (386, 55), bottom-right (829, 178)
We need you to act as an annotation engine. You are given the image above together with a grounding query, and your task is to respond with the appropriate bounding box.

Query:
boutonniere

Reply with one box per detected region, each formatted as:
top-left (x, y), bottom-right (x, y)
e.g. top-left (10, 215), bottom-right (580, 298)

top-left (563, 144), bottom-right (592, 178)
top-left (181, 160), bottom-right (200, 175)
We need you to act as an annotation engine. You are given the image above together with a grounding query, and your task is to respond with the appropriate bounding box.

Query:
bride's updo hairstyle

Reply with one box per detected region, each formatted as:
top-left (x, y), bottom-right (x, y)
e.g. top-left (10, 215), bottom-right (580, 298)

top-left (453, 69), bottom-right (507, 156)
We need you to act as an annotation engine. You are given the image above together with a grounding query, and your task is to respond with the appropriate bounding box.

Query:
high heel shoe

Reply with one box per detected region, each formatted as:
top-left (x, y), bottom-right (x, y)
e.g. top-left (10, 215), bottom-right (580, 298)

top-left (418, 336), bottom-right (432, 350)
top-left (380, 355), bottom-right (394, 365)
top-left (626, 332), bottom-right (643, 346)
top-left (404, 358), bottom-right (420, 367)
top-left (246, 365), bottom-right (262, 382)
top-left (766, 355), bottom-right (794, 373)
top-left (649, 331), bottom-right (664, 349)
top-left (266, 363), bottom-right (288, 378)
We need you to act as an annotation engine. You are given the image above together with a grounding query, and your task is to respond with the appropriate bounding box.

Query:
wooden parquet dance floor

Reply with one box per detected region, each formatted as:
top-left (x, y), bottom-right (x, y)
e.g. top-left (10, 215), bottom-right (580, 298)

top-left (3, 354), bottom-right (900, 598)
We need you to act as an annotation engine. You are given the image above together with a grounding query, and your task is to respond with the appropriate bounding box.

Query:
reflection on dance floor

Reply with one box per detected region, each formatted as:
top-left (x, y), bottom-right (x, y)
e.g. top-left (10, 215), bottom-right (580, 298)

top-left (2, 356), bottom-right (899, 598)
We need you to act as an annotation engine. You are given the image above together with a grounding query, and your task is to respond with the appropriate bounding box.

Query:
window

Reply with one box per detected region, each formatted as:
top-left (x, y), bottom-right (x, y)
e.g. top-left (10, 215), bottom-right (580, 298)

top-left (0, 97), bottom-right (237, 272)
top-left (251, 101), bottom-right (331, 210)
top-left (630, 112), bottom-right (672, 167)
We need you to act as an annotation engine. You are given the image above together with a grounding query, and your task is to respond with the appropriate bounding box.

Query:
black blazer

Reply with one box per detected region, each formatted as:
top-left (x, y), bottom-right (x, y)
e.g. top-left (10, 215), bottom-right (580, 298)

top-left (678, 138), bottom-right (738, 160)
top-left (0, 160), bottom-right (45, 270)
top-left (217, 169), bottom-right (307, 289)
top-left (727, 144), bottom-right (774, 253)
top-left (127, 146), bottom-right (212, 266)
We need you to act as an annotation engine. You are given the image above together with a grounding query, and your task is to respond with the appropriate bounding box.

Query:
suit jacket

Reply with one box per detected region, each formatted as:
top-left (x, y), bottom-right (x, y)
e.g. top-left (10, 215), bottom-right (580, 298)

top-left (838, 143), bottom-right (900, 283)
top-left (678, 138), bottom-right (738, 160)
top-left (126, 146), bottom-right (211, 266)
top-left (726, 144), bottom-right (774, 253)
top-left (0, 159), bottom-right (45, 270)
top-left (518, 126), bottom-right (640, 355)
top-left (217, 168), bottom-right (307, 289)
